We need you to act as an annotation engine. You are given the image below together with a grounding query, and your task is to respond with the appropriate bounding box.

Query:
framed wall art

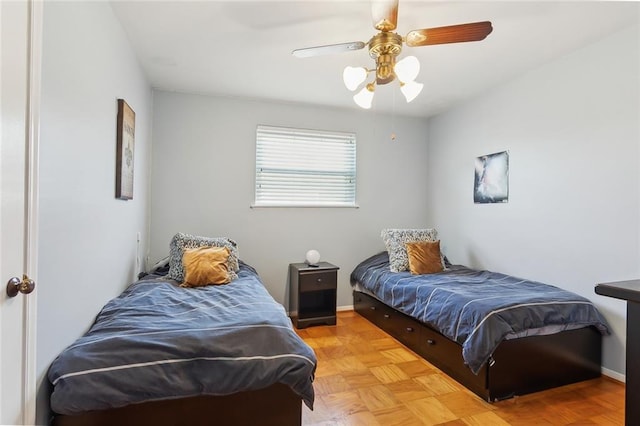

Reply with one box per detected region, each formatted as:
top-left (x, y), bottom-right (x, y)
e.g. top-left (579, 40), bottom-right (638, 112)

top-left (115, 98), bottom-right (135, 200)
top-left (474, 150), bottom-right (509, 204)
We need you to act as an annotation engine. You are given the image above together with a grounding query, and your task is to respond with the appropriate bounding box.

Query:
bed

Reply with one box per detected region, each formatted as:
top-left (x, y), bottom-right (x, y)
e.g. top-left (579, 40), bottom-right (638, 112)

top-left (351, 251), bottom-right (610, 402)
top-left (49, 260), bottom-right (316, 426)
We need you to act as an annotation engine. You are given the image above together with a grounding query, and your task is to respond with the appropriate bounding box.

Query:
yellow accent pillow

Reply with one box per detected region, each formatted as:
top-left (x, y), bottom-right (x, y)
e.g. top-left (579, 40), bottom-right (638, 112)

top-left (181, 246), bottom-right (231, 287)
top-left (406, 240), bottom-right (444, 275)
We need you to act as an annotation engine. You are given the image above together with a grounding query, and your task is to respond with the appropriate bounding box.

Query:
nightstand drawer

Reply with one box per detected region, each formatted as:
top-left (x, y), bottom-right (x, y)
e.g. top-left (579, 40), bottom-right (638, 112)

top-left (299, 271), bottom-right (336, 292)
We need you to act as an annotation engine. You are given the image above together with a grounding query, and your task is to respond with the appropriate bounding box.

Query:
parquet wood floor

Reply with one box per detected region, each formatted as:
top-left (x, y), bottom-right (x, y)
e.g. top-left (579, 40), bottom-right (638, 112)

top-left (297, 310), bottom-right (624, 426)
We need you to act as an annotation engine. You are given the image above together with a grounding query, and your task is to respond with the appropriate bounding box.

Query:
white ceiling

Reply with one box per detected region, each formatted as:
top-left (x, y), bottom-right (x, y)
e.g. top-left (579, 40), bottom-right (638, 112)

top-left (110, 1), bottom-right (638, 118)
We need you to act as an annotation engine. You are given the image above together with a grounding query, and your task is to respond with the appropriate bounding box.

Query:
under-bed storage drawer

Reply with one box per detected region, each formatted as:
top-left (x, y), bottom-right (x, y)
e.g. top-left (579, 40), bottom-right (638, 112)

top-left (353, 292), bottom-right (426, 352)
top-left (354, 292), bottom-right (487, 397)
top-left (353, 292), bottom-right (380, 323)
top-left (353, 290), bottom-right (601, 403)
top-left (379, 309), bottom-right (420, 348)
top-left (416, 325), bottom-right (488, 397)
top-left (416, 326), bottom-right (464, 374)
top-left (353, 292), bottom-right (391, 325)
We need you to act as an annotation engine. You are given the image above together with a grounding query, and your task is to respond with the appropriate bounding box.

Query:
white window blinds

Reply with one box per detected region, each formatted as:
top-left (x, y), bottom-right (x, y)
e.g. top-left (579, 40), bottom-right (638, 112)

top-left (255, 125), bottom-right (356, 207)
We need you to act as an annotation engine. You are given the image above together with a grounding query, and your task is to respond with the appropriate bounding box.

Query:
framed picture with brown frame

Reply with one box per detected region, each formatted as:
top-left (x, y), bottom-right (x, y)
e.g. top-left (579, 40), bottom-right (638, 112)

top-left (116, 98), bottom-right (135, 200)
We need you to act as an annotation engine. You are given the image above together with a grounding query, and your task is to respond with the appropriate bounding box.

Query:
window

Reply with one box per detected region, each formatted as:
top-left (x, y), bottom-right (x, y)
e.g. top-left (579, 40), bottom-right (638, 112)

top-left (255, 125), bottom-right (356, 207)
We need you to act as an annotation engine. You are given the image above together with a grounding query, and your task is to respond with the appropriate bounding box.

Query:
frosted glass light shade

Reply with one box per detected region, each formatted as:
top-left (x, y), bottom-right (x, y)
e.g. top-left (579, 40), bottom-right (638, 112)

top-left (343, 66), bottom-right (368, 91)
top-left (401, 81), bottom-right (424, 103)
top-left (305, 249), bottom-right (321, 266)
top-left (353, 85), bottom-right (374, 109)
top-left (394, 56), bottom-right (420, 83)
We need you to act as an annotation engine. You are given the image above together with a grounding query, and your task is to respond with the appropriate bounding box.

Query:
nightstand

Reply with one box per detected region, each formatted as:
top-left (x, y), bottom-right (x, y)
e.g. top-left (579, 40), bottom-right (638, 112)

top-left (289, 262), bottom-right (339, 329)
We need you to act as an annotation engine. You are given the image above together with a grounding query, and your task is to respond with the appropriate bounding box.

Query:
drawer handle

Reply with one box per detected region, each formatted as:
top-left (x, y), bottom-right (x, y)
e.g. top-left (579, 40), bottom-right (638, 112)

top-left (370, 306), bottom-right (376, 311)
top-left (427, 339), bottom-right (435, 345)
top-left (316, 278), bottom-right (322, 283)
top-left (383, 314), bottom-right (390, 319)
top-left (406, 327), bottom-right (414, 332)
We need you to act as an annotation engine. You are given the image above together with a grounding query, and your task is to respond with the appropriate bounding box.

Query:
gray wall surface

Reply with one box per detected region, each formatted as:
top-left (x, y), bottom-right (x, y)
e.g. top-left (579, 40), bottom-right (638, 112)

top-left (149, 91), bottom-right (431, 309)
top-left (36, 2), bottom-right (152, 423)
top-left (425, 24), bottom-right (639, 378)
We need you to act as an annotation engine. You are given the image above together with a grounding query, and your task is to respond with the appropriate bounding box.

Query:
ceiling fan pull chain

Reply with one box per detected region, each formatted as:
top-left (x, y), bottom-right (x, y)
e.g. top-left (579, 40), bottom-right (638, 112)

top-left (391, 87), bottom-right (397, 141)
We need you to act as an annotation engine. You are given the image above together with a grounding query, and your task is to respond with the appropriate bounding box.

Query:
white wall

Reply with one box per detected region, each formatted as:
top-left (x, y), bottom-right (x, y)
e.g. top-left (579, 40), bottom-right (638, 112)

top-left (426, 24), bottom-right (640, 377)
top-left (149, 91), bottom-right (430, 308)
top-left (36, 2), bottom-right (152, 423)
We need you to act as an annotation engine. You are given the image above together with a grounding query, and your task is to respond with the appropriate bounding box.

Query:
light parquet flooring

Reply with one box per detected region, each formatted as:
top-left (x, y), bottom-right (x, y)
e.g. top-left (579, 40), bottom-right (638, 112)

top-left (296, 311), bottom-right (624, 426)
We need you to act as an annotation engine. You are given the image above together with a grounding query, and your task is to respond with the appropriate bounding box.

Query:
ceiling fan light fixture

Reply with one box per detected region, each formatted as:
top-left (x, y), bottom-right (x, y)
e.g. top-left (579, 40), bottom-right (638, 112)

top-left (353, 83), bottom-right (375, 109)
top-left (343, 66), bottom-right (368, 91)
top-left (394, 55), bottom-right (420, 83)
top-left (292, 0), bottom-right (493, 111)
top-left (400, 80), bottom-right (423, 103)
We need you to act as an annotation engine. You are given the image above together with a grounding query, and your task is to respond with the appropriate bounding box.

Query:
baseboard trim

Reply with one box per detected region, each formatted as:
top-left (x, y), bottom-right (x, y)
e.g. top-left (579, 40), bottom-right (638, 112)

top-left (337, 305), bottom-right (354, 312)
top-left (602, 367), bottom-right (625, 383)
top-left (287, 306), bottom-right (353, 317)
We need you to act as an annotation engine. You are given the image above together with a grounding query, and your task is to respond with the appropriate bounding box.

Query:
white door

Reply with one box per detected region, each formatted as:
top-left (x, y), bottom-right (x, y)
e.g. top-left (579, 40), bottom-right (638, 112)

top-left (1, 0), bottom-right (41, 424)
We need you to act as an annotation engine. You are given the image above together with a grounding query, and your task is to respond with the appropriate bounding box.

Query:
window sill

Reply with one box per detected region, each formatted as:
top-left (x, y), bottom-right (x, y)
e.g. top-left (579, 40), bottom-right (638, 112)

top-left (250, 203), bottom-right (359, 209)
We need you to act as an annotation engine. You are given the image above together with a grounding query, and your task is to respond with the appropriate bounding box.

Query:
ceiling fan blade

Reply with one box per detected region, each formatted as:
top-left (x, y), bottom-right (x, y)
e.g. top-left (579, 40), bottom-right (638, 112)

top-left (292, 41), bottom-right (366, 58)
top-left (372, 0), bottom-right (398, 32)
top-left (405, 21), bottom-right (493, 47)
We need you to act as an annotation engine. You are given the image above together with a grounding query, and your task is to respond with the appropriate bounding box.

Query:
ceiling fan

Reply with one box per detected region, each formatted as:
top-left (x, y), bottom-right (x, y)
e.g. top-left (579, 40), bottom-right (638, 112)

top-left (292, 0), bottom-right (493, 108)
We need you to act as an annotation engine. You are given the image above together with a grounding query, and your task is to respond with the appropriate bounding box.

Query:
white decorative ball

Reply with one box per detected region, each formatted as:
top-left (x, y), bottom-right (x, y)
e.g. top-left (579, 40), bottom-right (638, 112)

top-left (305, 249), bottom-right (321, 266)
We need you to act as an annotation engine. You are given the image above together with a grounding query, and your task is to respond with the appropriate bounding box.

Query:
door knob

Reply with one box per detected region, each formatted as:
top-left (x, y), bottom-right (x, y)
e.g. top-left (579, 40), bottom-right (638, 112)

top-left (6, 274), bottom-right (35, 298)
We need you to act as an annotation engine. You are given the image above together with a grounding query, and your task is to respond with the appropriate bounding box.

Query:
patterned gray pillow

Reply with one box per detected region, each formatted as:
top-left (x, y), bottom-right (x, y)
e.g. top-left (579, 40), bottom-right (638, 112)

top-left (167, 233), bottom-right (240, 283)
top-left (381, 228), bottom-right (444, 273)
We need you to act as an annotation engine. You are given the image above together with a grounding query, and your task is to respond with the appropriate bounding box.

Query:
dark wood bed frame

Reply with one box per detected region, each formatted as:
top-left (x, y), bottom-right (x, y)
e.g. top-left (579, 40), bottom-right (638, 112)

top-left (52, 383), bottom-right (302, 426)
top-left (354, 290), bottom-right (602, 401)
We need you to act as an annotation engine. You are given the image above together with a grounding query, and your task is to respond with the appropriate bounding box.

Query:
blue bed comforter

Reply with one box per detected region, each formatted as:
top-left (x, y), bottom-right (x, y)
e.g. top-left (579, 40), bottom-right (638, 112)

top-left (49, 262), bottom-right (316, 415)
top-left (351, 252), bottom-right (609, 374)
